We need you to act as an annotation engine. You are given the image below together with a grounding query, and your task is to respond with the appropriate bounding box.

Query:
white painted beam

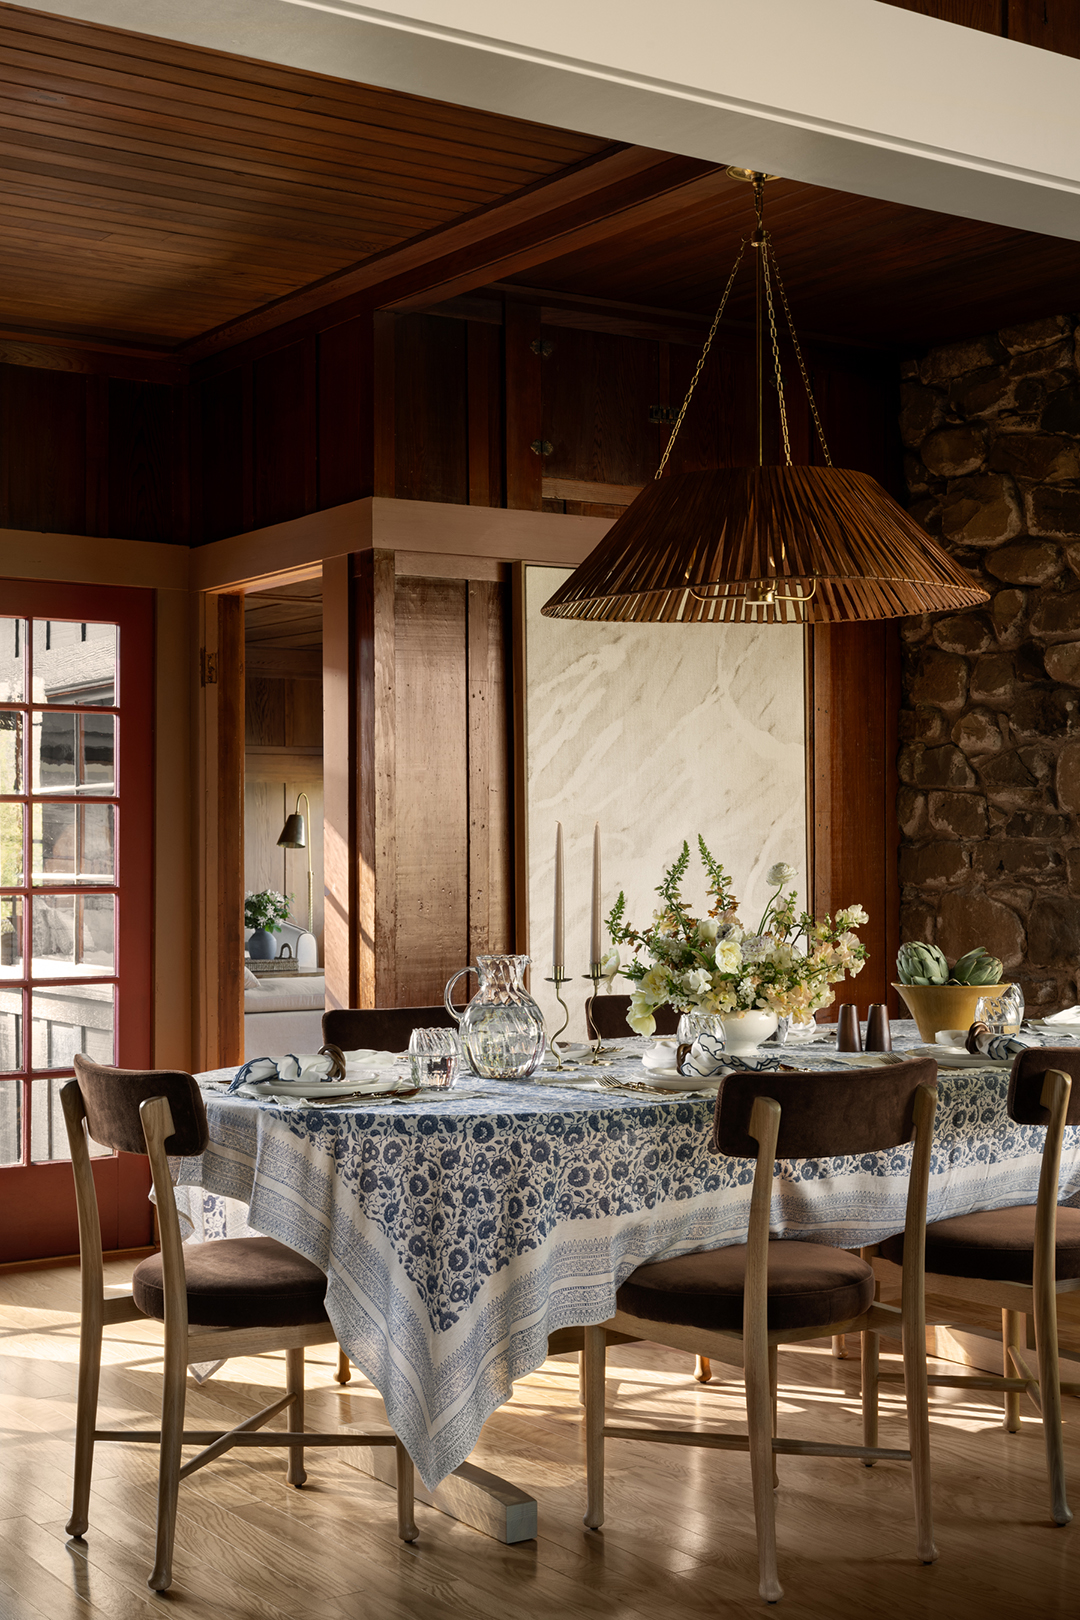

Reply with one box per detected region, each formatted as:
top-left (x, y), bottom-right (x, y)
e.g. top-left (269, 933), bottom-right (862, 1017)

top-left (22, 0), bottom-right (1080, 238)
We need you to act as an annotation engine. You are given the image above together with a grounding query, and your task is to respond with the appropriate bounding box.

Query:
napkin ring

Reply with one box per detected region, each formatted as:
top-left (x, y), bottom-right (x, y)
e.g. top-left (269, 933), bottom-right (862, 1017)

top-left (318, 1043), bottom-right (347, 1080)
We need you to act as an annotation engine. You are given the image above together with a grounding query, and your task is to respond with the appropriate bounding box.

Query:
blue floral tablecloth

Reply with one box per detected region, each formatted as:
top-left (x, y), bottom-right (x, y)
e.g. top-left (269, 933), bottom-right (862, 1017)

top-left (172, 1035), bottom-right (1080, 1490)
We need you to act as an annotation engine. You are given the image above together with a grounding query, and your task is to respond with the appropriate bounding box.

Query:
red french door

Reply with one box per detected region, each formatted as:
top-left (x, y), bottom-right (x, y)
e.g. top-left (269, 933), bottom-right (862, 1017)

top-left (0, 580), bottom-right (154, 1262)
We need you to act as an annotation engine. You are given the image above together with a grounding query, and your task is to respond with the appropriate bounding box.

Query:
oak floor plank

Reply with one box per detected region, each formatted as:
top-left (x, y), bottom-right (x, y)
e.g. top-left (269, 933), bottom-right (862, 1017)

top-left (1, 1263), bottom-right (1076, 1617)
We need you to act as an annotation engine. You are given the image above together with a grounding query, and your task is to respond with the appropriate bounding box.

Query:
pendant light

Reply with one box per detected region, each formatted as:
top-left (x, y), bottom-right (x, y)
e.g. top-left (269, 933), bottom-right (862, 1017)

top-left (541, 172), bottom-right (987, 626)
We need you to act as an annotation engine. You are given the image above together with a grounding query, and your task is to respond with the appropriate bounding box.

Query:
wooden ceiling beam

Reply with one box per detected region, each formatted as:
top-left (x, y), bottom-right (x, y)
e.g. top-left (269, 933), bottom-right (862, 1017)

top-left (187, 149), bottom-right (726, 371)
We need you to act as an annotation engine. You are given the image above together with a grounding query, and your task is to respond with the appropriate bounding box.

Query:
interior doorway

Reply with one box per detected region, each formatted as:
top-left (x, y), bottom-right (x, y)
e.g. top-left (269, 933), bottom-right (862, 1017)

top-left (241, 575), bottom-right (325, 1058)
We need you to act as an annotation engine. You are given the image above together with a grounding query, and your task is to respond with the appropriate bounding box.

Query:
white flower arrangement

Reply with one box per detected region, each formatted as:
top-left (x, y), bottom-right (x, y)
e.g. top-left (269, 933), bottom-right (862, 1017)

top-left (244, 889), bottom-right (292, 932)
top-left (607, 836), bottom-right (869, 1036)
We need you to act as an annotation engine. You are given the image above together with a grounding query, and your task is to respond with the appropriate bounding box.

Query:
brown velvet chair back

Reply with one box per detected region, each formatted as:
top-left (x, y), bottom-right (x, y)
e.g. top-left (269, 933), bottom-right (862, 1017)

top-left (586, 995), bottom-right (679, 1040)
top-left (1009, 1046), bottom-right (1080, 1128)
top-left (322, 1005), bottom-right (457, 1054)
top-left (712, 1059), bottom-right (938, 1161)
top-left (72, 1056), bottom-right (209, 1158)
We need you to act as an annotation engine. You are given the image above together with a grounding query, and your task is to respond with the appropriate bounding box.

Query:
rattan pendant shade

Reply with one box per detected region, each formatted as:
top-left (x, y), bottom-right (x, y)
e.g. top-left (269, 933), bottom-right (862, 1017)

top-left (540, 464), bottom-right (989, 625)
top-left (541, 170), bottom-right (989, 627)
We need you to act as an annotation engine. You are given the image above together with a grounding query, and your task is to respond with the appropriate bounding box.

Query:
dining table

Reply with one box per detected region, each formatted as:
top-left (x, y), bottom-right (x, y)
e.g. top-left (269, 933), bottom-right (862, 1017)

top-left (171, 1024), bottom-right (1080, 1506)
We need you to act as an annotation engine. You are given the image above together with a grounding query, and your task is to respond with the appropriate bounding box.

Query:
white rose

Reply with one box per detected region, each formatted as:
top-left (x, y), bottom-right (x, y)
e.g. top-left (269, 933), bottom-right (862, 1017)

top-left (683, 967), bottom-right (712, 997)
top-left (716, 939), bottom-right (742, 974)
top-left (696, 918), bottom-right (720, 944)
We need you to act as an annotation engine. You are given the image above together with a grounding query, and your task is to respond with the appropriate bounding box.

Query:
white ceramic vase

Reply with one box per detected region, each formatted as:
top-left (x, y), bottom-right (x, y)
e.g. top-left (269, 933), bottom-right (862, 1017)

top-left (720, 1008), bottom-right (779, 1057)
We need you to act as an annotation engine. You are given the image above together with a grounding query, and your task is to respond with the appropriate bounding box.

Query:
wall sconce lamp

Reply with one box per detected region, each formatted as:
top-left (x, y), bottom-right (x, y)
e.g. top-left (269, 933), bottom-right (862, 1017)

top-left (277, 791), bottom-right (313, 936)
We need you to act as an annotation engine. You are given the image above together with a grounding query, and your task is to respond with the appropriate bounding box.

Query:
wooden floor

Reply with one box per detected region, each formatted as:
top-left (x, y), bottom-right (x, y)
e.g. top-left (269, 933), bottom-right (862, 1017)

top-left (0, 1261), bottom-right (1076, 1619)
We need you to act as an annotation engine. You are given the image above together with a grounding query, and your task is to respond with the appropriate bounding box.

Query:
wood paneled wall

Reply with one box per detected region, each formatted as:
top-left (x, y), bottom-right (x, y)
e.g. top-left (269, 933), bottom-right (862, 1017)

top-left (325, 554), bottom-right (514, 1009)
top-left (245, 669), bottom-right (325, 954)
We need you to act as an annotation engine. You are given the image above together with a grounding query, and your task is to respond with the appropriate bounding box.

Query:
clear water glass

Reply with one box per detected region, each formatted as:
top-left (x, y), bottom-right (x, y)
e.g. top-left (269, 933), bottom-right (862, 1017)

top-left (676, 1011), bottom-right (725, 1045)
top-left (409, 1027), bottom-right (461, 1090)
top-left (974, 982), bottom-right (1024, 1036)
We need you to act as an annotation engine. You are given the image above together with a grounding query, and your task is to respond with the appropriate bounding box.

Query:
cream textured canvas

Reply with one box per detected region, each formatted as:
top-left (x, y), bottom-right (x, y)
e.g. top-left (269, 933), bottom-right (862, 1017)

top-left (523, 565), bottom-right (807, 1041)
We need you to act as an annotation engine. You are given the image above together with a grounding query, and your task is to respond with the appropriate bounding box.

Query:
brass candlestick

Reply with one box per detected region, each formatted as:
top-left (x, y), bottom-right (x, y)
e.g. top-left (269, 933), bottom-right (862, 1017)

top-left (584, 963), bottom-right (615, 1065)
top-left (545, 966), bottom-right (571, 1070)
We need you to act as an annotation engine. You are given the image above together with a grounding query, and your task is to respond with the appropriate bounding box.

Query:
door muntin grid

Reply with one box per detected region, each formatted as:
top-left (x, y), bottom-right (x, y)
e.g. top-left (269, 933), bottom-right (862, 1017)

top-left (0, 619), bottom-right (119, 1166)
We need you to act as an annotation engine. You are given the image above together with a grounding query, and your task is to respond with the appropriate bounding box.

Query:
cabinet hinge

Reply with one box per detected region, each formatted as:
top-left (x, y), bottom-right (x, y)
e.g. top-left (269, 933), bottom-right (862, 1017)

top-left (200, 648), bottom-right (218, 686)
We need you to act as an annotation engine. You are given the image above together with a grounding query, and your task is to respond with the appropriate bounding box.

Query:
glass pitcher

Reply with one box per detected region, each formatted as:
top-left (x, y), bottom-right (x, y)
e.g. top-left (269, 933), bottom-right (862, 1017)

top-left (444, 954), bottom-right (547, 1081)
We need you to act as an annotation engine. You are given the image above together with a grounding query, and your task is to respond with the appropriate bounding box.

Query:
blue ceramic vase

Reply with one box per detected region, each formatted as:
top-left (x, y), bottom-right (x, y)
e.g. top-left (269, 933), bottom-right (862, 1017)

top-left (247, 927), bottom-right (277, 960)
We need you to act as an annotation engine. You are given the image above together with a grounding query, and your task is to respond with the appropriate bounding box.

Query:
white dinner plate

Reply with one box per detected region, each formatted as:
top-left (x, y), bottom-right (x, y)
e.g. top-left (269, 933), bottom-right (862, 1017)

top-left (629, 1067), bottom-right (723, 1091)
top-left (1029, 1018), bottom-right (1080, 1035)
top-left (905, 1045), bottom-right (1010, 1069)
top-left (243, 1075), bottom-right (416, 1101)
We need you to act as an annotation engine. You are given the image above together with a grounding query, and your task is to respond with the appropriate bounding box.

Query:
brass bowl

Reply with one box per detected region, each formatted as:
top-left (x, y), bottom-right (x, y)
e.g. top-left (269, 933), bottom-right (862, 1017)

top-left (892, 982), bottom-right (1009, 1045)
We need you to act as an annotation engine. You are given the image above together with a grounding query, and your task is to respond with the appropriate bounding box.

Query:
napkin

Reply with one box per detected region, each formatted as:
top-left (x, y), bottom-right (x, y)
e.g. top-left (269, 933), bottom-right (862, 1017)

top-left (1042, 1006), bottom-right (1080, 1023)
top-left (228, 1050), bottom-right (402, 1093)
top-left (678, 1032), bottom-right (782, 1079)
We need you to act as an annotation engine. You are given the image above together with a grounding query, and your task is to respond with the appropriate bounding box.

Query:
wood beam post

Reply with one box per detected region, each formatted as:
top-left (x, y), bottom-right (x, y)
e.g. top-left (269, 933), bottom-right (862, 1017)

top-left (505, 303), bottom-right (542, 511)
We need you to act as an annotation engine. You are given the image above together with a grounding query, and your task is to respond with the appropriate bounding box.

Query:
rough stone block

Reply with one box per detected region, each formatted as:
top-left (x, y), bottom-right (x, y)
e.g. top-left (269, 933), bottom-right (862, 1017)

top-left (1056, 741), bottom-right (1080, 812)
top-left (952, 708), bottom-right (1002, 755)
top-left (931, 612), bottom-right (992, 654)
top-left (1018, 975), bottom-right (1060, 1007)
top-left (899, 744), bottom-right (976, 790)
top-left (1030, 590), bottom-right (1080, 642)
top-left (919, 335), bottom-right (1006, 387)
top-left (1044, 642), bottom-right (1080, 686)
top-left (987, 433), bottom-right (1080, 483)
top-left (985, 882), bottom-right (1035, 915)
top-left (927, 791), bottom-right (987, 839)
top-left (1028, 895), bottom-right (1080, 967)
top-left (940, 475), bottom-right (1022, 548)
top-left (920, 425), bottom-right (984, 477)
top-left (904, 451), bottom-right (930, 495)
top-left (899, 844), bottom-right (968, 887)
top-left (1005, 810), bottom-right (1070, 839)
top-left (899, 706), bottom-right (949, 743)
top-left (977, 750), bottom-right (1039, 807)
top-left (952, 371), bottom-right (1045, 420)
top-left (898, 901), bottom-right (937, 946)
top-left (999, 315), bottom-right (1072, 353)
top-left (1066, 848), bottom-right (1080, 896)
top-left (1041, 380), bottom-right (1080, 435)
top-left (898, 787), bottom-right (928, 840)
top-left (1026, 486), bottom-right (1080, 539)
top-left (969, 653), bottom-right (1015, 702)
top-left (899, 381), bottom-right (945, 449)
top-left (990, 588), bottom-right (1027, 644)
top-left (936, 891), bottom-right (1026, 969)
top-left (910, 649), bottom-right (968, 711)
top-left (984, 541), bottom-right (1061, 587)
top-left (999, 841), bottom-right (1063, 879)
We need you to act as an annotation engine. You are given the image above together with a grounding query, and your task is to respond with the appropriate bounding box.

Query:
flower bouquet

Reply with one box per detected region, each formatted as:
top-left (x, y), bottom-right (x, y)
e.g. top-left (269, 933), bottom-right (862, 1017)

top-left (244, 889), bottom-right (292, 932)
top-left (607, 836), bottom-right (869, 1036)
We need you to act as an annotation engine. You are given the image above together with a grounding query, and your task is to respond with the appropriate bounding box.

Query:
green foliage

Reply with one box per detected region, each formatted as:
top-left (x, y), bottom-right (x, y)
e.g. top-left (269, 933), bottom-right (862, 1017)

top-left (244, 889), bottom-right (292, 932)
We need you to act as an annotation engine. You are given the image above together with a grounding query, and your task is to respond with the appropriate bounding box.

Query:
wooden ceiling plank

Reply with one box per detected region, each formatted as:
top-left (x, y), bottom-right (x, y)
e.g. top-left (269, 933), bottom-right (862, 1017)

top-left (0, 29), bottom-right (607, 166)
top-left (0, 62), bottom-right (582, 186)
top-left (0, 110), bottom-right (523, 221)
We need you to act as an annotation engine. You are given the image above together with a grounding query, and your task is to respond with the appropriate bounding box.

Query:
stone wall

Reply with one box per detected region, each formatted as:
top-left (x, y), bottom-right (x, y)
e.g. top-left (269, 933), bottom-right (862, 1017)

top-left (899, 314), bottom-right (1080, 1012)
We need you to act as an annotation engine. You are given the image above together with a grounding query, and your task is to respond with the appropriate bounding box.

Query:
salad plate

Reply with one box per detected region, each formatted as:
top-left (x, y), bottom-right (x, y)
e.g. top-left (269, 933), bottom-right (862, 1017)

top-left (242, 1074), bottom-right (416, 1101)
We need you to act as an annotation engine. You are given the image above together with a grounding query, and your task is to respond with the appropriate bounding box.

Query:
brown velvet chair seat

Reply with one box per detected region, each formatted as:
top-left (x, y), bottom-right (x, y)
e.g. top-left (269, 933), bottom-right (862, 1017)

top-left (133, 1236), bottom-right (330, 1328)
top-left (879, 1203), bottom-right (1080, 1285)
top-left (617, 1239), bottom-right (875, 1334)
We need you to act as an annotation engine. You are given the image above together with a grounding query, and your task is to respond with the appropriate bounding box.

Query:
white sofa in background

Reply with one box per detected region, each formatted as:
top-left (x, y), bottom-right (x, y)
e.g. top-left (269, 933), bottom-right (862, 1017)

top-left (243, 923), bottom-right (324, 1058)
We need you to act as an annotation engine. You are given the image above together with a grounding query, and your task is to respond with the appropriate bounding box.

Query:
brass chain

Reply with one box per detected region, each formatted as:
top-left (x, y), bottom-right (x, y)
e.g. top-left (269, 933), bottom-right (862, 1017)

top-left (759, 237), bottom-right (792, 467)
top-left (655, 240), bottom-right (747, 479)
top-left (770, 242), bottom-right (832, 466)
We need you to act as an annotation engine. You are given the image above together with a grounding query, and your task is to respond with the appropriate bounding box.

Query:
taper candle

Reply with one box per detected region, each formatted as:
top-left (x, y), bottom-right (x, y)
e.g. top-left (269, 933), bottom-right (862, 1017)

top-left (553, 822), bottom-right (565, 967)
top-left (590, 821), bottom-right (602, 966)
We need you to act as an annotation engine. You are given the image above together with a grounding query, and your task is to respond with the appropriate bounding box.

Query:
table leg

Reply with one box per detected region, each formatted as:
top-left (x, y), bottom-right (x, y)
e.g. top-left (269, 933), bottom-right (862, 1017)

top-left (695, 1355), bottom-right (713, 1383)
top-left (335, 1347), bottom-right (351, 1385)
top-left (341, 1440), bottom-right (537, 1543)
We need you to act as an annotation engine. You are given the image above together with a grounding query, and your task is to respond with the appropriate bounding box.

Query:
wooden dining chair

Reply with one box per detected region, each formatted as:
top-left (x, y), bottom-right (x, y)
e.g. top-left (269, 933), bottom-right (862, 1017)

top-left (872, 1047), bottom-right (1079, 1528)
top-left (585, 994), bottom-right (679, 1040)
top-left (62, 1056), bottom-right (417, 1593)
top-left (582, 1060), bottom-right (939, 1604)
top-left (322, 1004), bottom-right (457, 1052)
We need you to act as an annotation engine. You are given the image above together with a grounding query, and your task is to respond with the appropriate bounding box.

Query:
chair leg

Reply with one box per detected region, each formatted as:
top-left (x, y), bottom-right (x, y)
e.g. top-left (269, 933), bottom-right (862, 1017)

top-left (148, 1330), bottom-right (188, 1592)
top-left (66, 1304), bottom-right (103, 1538)
top-left (861, 1328), bottom-right (880, 1464)
top-left (746, 1335), bottom-right (782, 1602)
top-left (335, 1346), bottom-right (351, 1385)
top-left (285, 1347), bottom-right (307, 1488)
top-left (1002, 1309), bottom-right (1023, 1433)
top-left (395, 1439), bottom-right (419, 1542)
top-left (1033, 1295), bottom-right (1072, 1526)
top-left (902, 1309), bottom-right (937, 1565)
top-left (769, 1345), bottom-right (779, 1490)
top-left (583, 1324), bottom-right (606, 1530)
top-left (695, 1354), bottom-right (713, 1384)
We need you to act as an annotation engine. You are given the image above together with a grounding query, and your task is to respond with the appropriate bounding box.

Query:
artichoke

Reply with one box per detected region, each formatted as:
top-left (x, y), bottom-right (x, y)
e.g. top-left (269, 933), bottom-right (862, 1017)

top-left (950, 947), bottom-right (1003, 986)
top-left (897, 942), bottom-right (949, 985)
